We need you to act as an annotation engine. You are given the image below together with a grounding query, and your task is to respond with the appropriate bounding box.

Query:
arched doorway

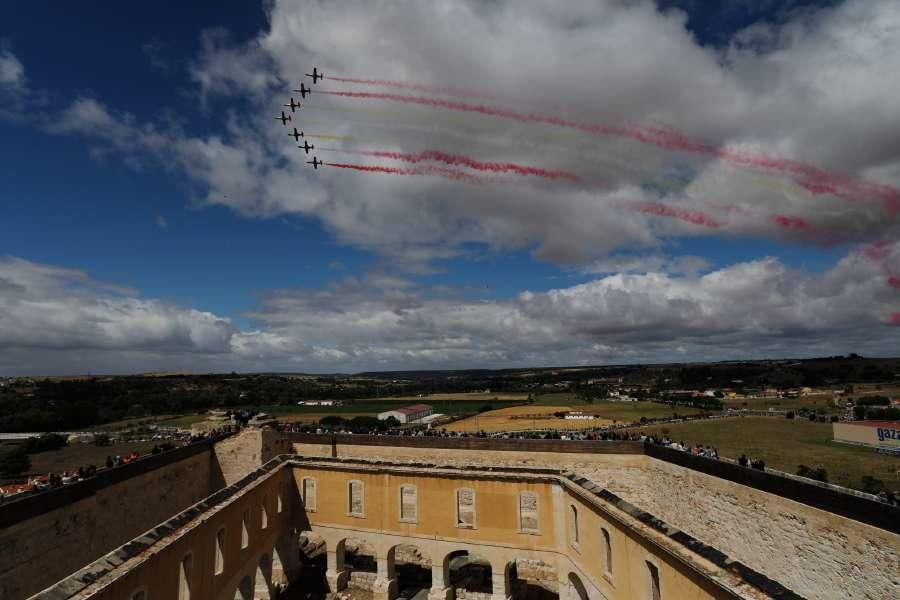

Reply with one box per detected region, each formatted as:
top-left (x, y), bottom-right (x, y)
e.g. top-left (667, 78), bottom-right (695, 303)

top-left (508, 559), bottom-right (558, 600)
top-left (566, 572), bottom-right (588, 600)
top-left (282, 531), bottom-right (327, 599)
top-left (234, 575), bottom-right (253, 600)
top-left (255, 553), bottom-right (273, 599)
top-left (345, 537), bottom-right (378, 574)
top-left (390, 544), bottom-right (432, 599)
top-left (445, 550), bottom-right (492, 595)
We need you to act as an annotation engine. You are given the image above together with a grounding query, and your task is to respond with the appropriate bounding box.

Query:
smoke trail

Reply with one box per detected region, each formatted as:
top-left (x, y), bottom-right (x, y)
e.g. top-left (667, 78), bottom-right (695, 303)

top-left (630, 201), bottom-right (723, 228)
top-left (307, 133), bottom-right (359, 142)
top-left (860, 241), bottom-right (900, 290)
top-left (363, 149), bottom-right (578, 181)
top-left (770, 214), bottom-right (813, 231)
top-left (319, 90), bottom-right (900, 212)
top-left (326, 162), bottom-right (493, 185)
top-left (327, 75), bottom-right (500, 101)
top-left (891, 313), bottom-right (900, 325)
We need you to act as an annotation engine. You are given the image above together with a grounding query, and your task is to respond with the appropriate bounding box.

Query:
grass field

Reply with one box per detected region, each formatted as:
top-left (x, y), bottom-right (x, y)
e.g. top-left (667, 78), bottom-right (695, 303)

top-left (253, 396), bottom-right (524, 419)
top-left (446, 399), bottom-right (703, 433)
top-left (632, 417), bottom-right (900, 491)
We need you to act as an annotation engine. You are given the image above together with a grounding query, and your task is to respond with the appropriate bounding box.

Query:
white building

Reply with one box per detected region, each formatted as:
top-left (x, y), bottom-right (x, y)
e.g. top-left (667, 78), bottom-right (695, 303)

top-left (377, 403), bottom-right (433, 424)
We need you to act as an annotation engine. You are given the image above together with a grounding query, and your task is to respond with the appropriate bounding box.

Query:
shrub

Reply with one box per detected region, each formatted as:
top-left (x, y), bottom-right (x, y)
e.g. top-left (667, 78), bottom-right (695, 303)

top-left (22, 433), bottom-right (67, 454)
top-left (93, 434), bottom-right (112, 447)
top-left (859, 475), bottom-right (886, 495)
top-left (797, 464), bottom-right (828, 483)
top-left (0, 446), bottom-right (31, 478)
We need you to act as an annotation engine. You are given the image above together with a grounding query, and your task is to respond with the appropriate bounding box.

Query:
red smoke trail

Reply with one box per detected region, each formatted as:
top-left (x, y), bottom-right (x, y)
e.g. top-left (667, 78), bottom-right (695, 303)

top-left (860, 241), bottom-right (900, 290)
top-left (362, 149), bottom-right (578, 181)
top-left (326, 76), bottom-right (501, 101)
top-left (770, 214), bottom-right (814, 231)
top-left (319, 90), bottom-right (900, 212)
top-left (326, 162), bottom-right (491, 185)
top-left (631, 201), bottom-right (723, 228)
top-left (891, 313), bottom-right (900, 325)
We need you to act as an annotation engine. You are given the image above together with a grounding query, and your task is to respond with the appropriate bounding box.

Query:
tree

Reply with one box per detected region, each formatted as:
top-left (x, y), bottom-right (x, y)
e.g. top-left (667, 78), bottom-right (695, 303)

top-left (22, 433), bottom-right (67, 454)
top-left (859, 475), bottom-right (886, 495)
top-left (93, 433), bottom-right (112, 447)
top-left (0, 446), bottom-right (31, 478)
top-left (797, 464), bottom-right (828, 483)
top-left (319, 415), bottom-right (346, 428)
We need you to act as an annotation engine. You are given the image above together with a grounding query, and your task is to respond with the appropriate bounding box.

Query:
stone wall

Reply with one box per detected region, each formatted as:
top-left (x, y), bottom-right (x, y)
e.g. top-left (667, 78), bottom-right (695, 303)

top-left (212, 427), bottom-right (291, 486)
top-left (292, 438), bottom-right (900, 600)
top-left (0, 446), bottom-right (214, 600)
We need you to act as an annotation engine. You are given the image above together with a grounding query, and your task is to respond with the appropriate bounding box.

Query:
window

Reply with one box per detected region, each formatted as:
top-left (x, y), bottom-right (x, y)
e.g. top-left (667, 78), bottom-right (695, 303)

top-left (348, 480), bottom-right (365, 516)
top-left (214, 528), bottom-right (226, 575)
top-left (261, 495), bottom-right (269, 530)
top-left (518, 491), bottom-right (539, 533)
top-left (602, 528), bottom-right (613, 576)
top-left (178, 552), bottom-right (193, 600)
top-left (569, 505), bottom-right (579, 545)
top-left (399, 484), bottom-right (417, 522)
top-left (647, 561), bottom-right (661, 600)
top-left (241, 509), bottom-right (250, 549)
top-left (130, 590), bottom-right (147, 600)
top-left (456, 488), bottom-right (475, 528)
top-left (302, 477), bottom-right (317, 511)
top-left (277, 483), bottom-right (283, 513)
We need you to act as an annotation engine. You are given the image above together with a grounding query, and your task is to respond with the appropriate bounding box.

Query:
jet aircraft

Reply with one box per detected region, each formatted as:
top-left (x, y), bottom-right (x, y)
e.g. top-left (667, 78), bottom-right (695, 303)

top-left (297, 140), bottom-right (314, 154)
top-left (289, 128), bottom-right (304, 142)
top-left (284, 97), bottom-right (301, 112)
top-left (275, 111), bottom-right (292, 126)
top-left (307, 156), bottom-right (323, 169)
top-left (306, 67), bottom-right (323, 84)
top-left (294, 82), bottom-right (312, 99)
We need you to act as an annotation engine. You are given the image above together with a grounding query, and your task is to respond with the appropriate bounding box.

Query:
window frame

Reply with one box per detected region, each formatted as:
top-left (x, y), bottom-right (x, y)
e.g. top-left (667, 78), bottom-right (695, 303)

top-left (214, 527), bottom-right (226, 576)
top-left (347, 479), bottom-right (366, 518)
top-left (301, 476), bottom-right (317, 512)
top-left (517, 490), bottom-right (540, 535)
top-left (398, 483), bottom-right (418, 523)
top-left (455, 487), bottom-right (476, 529)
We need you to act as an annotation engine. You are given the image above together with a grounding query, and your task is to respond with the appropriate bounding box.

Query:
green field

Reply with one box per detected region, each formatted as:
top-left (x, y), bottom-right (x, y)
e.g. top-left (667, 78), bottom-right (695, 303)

top-left (532, 394), bottom-right (704, 421)
top-left (254, 398), bottom-right (523, 418)
top-left (633, 417), bottom-right (899, 491)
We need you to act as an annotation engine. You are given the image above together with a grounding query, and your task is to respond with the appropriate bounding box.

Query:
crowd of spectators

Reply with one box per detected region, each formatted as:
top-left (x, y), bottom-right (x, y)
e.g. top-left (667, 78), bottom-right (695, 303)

top-left (0, 427), bottom-right (235, 502)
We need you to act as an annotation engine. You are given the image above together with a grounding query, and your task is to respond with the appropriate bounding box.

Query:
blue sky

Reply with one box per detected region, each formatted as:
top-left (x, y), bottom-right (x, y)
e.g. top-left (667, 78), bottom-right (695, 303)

top-left (0, 0), bottom-right (898, 374)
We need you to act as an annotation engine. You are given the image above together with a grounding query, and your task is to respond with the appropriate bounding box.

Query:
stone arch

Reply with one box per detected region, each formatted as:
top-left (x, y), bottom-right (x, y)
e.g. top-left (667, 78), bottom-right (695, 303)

top-left (444, 549), bottom-right (492, 595)
top-left (566, 572), bottom-right (589, 600)
top-left (254, 553), bottom-right (273, 600)
top-left (345, 536), bottom-right (377, 573)
top-left (509, 558), bottom-right (558, 600)
top-left (234, 575), bottom-right (253, 600)
top-left (389, 543), bottom-right (432, 596)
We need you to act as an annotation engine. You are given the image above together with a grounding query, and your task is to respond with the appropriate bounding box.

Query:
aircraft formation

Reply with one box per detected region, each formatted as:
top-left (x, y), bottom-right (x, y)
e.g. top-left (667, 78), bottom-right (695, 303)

top-left (275, 67), bottom-right (323, 165)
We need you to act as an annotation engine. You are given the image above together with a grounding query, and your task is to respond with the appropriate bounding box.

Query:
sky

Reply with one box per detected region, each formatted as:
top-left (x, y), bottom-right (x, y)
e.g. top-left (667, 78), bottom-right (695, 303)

top-left (0, 0), bottom-right (898, 375)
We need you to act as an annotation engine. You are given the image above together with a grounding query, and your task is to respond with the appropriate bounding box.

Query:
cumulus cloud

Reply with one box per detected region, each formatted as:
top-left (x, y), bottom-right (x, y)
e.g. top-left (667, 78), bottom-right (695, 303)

top-left (42, 0), bottom-right (899, 269)
top-left (1, 248), bottom-right (897, 374)
top-left (0, 257), bottom-right (235, 374)
top-left (0, 48), bottom-right (27, 116)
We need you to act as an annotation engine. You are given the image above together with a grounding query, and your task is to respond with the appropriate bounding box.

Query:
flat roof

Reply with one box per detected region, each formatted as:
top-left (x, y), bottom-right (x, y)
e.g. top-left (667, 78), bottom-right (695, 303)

top-left (840, 420), bottom-right (900, 428)
top-left (396, 403), bottom-right (432, 414)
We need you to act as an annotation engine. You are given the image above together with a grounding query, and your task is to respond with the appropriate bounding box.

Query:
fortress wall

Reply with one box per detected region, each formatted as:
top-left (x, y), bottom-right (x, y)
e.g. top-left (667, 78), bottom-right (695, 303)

top-left (291, 436), bottom-right (900, 600)
top-left (0, 444), bottom-right (215, 600)
top-left (637, 457), bottom-right (899, 600)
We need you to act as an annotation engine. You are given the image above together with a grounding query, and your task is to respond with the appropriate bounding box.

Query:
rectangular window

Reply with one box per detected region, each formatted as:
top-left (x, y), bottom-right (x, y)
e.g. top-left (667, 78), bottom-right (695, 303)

top-left (400, 484), bottom-right (417, 522)
top-left (518, 491), bottom-right (539, 532)
top-left (302, 477), bottom-right (317, 511)
top-left (241, 509), bottom-right (250, 549)
top-left (178, 553), bottom-right (192, 600)
top-left (215, 528), bottom-right (225, 575)
top-left (348, 480), bottom-right (365, 516)
top-left (261, 496), bottom-right (269, 530)
top-left (456, 488), bottom-right (475, 528)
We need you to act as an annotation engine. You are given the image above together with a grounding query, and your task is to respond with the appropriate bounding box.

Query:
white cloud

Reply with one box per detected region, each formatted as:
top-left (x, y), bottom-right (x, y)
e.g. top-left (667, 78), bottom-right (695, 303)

top-left (0, 49), bottom-right (25, 92)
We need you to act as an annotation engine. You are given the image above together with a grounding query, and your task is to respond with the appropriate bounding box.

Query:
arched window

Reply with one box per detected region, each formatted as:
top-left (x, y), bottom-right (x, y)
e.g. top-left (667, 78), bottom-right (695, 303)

top-left (601, 527), bottom-right (613, 576)
top-left (215, 527), bottom-right (226, 575)
top-left (241, 509), bottom-right (250, 549)
top-left (178, 552), bottom-right (193, 600)
top-left (130, 589), bottom-right (147, 600)
top-left (399, 484), bottom-right (417, 522)
top-left (647, 561), bottom-right (661, 600)
top-left (261, 495), bottom-right (269, 530)
top-left (518, 491), bottom-right (539, 533)
top-left (277, 482), bottom-right (283, 513)
top-left (456, 488), bottom-right (475, 528)
top-left (569, 505), bottom-right (579, 545)
top-left (301, 476), bottom-right (317, 511)
top-left (348, 480), bottom-right (365, 517)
